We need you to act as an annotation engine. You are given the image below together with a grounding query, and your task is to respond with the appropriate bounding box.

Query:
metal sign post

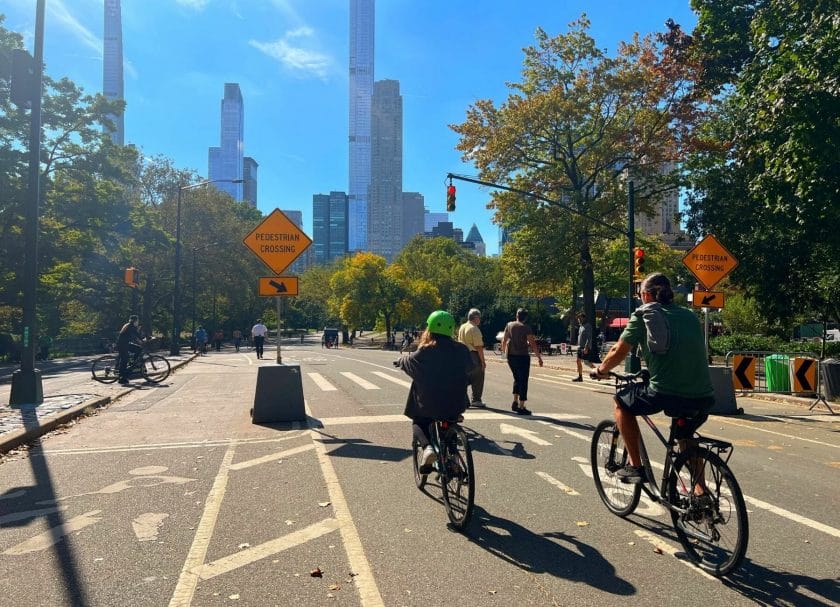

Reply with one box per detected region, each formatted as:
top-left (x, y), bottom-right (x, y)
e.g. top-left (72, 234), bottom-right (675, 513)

top-left (276, 296), bottom-right (282, 364)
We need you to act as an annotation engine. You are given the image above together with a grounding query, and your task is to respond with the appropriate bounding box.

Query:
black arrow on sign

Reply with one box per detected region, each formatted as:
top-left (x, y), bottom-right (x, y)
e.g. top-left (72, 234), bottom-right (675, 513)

top-left (795, 359), bottom-right (814, 392)
top-left (734, 357), bottom-right (754, 390)
top-left (269, 280), bottom-right (287, 293)
top-left (701, 294), bottom-right (717, 305)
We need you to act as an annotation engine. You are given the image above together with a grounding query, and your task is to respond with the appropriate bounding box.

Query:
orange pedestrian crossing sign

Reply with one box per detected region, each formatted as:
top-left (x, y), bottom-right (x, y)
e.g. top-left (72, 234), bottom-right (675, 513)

top-left (243, 209), bottom-right (312, 275)
top-left (682, 235), bottom-right (738, 291)
top-left (692, 290), bottom-right (725, 309)
top-left (732, 355), bottom-right (756, 391)
top-left (792, 357), bottom-right (817, 393)
top-left (258, 276), bottom-right (299, 297)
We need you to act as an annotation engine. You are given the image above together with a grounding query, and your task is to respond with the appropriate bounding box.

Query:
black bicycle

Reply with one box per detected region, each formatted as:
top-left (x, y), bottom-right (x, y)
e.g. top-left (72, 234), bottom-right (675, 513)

top-left (91, 347), bottom-right (171, 384)
top-left (412, 418), bottom-right (475, 530)
top-left (590, 370), bottom-right (748, 576)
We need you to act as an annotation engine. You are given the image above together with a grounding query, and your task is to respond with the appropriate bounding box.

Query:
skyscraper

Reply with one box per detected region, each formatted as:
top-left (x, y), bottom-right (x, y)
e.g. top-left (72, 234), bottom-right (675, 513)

top-left (283, 210), bottom-right (308, 273)
top-left (208, 84), bottom-right (244, 201)
top-left (465, 224), bottom-right (486, 256)
top-left (348, 0), bottom-right (375, 251)
top-left (313, 192), bottom-right (349, 265)
top-left (243, 157), bottom-right (258, 207)
top-left (402, 192), bottom-right (425, 246)
top-left (103, 0), bottom-right (124, 145)
top-left (368, 79), bottom-right (402, 261)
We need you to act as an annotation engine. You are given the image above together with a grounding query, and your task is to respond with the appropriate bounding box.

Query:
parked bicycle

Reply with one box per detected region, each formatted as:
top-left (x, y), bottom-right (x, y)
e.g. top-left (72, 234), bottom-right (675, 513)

top-left (412, 418), bottom-right (475, 530)
top-left (91, 347), bottom-right (171, 384)
top-left (590, 370), bottom-right (748, 576)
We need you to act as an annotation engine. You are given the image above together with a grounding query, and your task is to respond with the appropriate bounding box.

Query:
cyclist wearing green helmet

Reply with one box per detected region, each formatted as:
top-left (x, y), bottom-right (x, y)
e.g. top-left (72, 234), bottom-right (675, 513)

top-left (395, 310), bottom-right (474, 472)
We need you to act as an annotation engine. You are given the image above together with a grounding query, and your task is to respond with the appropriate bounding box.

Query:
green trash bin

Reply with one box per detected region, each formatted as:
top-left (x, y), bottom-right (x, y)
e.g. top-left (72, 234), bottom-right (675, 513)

top-left (765, 354), bottom-right (791, 392)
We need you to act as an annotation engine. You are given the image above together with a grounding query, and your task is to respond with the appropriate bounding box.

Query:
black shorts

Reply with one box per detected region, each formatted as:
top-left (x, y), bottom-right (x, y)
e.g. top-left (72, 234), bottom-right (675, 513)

top-left (577, 347), bottom-right (601, 363)
top-left (615, 383), bottom-right (714, 439)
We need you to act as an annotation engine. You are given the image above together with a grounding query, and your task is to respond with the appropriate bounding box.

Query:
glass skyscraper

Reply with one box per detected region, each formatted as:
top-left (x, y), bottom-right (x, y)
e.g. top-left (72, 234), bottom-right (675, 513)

top-left (348, 0), bottom-right (374, 251)
top-left (208, 84), bottom-right (244, 201)
top-left (103, 0), bottom-right (124, 145)
top-left (313, 192), bottom-right (349, 265)
top-left (243, 156), bottom-right (258, 207)
top-left (368, 79), bottom-right (402, 261)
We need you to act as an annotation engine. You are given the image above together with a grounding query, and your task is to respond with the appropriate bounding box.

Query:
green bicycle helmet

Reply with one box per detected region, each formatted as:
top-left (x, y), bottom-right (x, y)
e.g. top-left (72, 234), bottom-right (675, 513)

top-left (426, 310), bottom-right (455, 337)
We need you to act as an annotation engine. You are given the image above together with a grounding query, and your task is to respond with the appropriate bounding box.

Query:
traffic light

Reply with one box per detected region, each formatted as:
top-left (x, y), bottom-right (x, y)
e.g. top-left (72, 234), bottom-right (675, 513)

top-left (124, 267), bottom-right (139, 288)
top-left (446, 184), bottom-right (456, 212)
top-left (634, 247), bottom-right (646, 278)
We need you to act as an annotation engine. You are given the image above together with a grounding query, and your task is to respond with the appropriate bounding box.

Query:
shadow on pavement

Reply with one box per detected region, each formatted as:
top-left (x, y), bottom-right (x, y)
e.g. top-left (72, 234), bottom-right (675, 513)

top-left (464, 505), bottom-right (635, 596)
top-left (721, 559), bottom-right (840, 606)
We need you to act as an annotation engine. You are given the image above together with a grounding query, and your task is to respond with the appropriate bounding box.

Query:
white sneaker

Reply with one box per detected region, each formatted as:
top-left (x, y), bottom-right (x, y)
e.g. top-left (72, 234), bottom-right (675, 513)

top-left (419, 445), bottom-right (436, 472)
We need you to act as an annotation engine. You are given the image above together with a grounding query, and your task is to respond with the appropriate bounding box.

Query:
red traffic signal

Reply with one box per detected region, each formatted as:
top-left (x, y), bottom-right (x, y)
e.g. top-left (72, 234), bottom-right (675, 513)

top-left (633, 248), bottom-right (646, 278)
top-left (446, 184), bottom-right (456, 212)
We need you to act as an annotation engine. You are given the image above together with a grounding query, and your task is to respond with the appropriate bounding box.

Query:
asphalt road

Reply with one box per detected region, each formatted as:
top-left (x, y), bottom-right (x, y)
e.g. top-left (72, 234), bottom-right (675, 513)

top-left (0, 342), bottom-right (838, 606)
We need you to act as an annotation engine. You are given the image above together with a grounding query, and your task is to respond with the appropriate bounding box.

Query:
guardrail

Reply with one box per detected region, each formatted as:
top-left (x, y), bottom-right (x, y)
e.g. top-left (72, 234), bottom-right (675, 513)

top-left (724, 351), bottom-right (833, 414)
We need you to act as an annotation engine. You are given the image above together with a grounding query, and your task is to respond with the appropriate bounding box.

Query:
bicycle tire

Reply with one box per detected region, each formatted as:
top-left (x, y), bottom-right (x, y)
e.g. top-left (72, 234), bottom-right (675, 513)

top-left (590, 420), bottom-right (641, 517)
top-left (91, 355), bottom-right (120, 384)
top-left (141, 354), bottom-right (171, 383)
top-left (440, 426), bottom-right (474, 529)
top-left (412, 438), bottom-right (428, 489)
top-left (668, 447), bottom-right (749, 576)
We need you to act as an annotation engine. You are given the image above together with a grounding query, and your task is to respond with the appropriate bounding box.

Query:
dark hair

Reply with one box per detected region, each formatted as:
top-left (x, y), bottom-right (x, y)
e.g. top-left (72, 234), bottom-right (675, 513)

top-left (516, 308), bottom-right (528, 322)
top-left (576, 312), bottom-right (586, 321)
top-left (129, 315), bottom-right (139, 322)
top-left (642, 273), bottom-right (674, 304)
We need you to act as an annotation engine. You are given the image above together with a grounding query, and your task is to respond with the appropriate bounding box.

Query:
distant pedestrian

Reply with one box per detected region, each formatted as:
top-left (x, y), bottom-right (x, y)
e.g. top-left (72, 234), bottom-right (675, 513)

top-left (252, 319), bottom-right (268, 359)
top-left (501, 308), bottom-right (543, 415)
top-left (232, 329), bottom-right (242, 352)
top-left (194, 326), bottom-right (208, 355)
top-left (457, 308), bottom-right (486, 408)
top-left (573, 313), bottom-right (600, 381)
top-left (38, 334), bottom-right (53, 361)
top-left (117, 315), bottom-right (144, 384)
top-left (213, 329), bottom-right (223, 352)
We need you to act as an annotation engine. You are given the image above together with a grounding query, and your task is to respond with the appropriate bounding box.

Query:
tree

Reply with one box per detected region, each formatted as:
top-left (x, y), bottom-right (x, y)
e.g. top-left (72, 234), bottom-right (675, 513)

top-left (451, 16), bottom-right (693, 325)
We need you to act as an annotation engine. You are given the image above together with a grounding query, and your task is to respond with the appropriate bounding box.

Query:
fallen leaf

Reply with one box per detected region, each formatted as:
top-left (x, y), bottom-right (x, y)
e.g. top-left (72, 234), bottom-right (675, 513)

top-left (318, 501), bottom-right (331, 508)
top-left (329, 584), bottom-right (340, 590)
top-left (311, 567), bottom-right (323, 577)
top-left (284, 520), bottom-right (295, 526)
top-left (326, 594), bottom-right (335, 599)
top-left (238, 543), bottom-right (250, 550)
top-left (404, 528), bottom-right (412, 533)
top-left (653, 547), bottom-right (664, 555)
top-left (489, 590), bottom-right (497, 595)
top-left (804, 540), bottom-right (810, 544)
top-left (628, 542), bottom-right (635, 546)
top-left (229, 594), bottom-right (240, 600)
top-left (575, 521), bottom-right (589, 527)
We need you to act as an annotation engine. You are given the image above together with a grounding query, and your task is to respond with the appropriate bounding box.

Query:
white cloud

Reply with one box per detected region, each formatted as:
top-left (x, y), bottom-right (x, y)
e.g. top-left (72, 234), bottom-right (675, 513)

top-left (175, 0), bottom-right (211, 10)
top-left (249, 29), bottom-right (333, 79)
top-left (51, 0), bottom-right (102, 55)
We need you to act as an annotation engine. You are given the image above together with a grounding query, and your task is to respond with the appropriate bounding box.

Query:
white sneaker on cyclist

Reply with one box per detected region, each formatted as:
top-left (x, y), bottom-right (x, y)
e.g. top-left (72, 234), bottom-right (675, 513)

top-left (419, 445), bottom-right (436, 474)
top-left (615, 464), bottom-right (645, 484)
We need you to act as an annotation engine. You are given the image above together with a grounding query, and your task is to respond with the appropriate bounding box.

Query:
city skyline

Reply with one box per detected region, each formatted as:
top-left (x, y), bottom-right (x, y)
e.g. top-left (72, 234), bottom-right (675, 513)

top-left (3, 1), bottom-right (699, 255)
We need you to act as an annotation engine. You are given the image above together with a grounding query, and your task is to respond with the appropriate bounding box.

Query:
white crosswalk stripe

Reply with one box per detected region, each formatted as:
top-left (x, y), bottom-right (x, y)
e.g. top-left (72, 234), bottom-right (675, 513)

top-left (307, 373), bottom-right (337, 391)
top-left (371, 371), bottom-right (411, 388)
top-left (340, 372), bottom-right (380, 390)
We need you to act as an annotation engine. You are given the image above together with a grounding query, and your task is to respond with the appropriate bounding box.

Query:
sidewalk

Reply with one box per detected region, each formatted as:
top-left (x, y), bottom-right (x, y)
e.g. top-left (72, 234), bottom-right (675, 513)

top-left (0, 351), bottom-right (195, 456)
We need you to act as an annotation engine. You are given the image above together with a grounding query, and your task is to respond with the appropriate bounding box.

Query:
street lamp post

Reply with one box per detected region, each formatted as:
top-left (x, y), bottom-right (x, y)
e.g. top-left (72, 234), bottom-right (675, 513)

top-left (171, 179), bottom-right (242, 356)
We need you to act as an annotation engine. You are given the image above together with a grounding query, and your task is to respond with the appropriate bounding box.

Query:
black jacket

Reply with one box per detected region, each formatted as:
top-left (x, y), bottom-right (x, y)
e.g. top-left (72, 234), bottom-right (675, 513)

top-left (116, 322), bottom-right (141, 349)
top-left (398, 336), bottom-right (473, 420)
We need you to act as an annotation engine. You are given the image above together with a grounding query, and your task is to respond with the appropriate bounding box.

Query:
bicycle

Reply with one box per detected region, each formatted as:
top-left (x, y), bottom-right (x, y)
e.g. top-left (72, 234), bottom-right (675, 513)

top-left (590, 370), bottom-right (748, 576)
top-left (91, 346), bottom-right (171, 384)
top-left (412, 418), bottom-right (475, 530)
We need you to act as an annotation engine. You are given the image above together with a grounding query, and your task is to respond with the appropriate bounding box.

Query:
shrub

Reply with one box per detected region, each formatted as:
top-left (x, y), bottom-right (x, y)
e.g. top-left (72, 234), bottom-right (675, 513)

top-left (710, 334), bottom-right (840, 358)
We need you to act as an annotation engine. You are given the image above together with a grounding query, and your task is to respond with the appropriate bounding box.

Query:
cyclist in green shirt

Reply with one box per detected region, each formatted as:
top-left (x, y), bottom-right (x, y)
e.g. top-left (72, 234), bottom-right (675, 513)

top-left (591, 273), bottom-right (714, 483)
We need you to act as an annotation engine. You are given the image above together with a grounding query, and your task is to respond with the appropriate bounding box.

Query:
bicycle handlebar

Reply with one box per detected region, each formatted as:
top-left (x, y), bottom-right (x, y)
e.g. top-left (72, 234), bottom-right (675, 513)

top-left (590, 368), bottom-right (650, 382)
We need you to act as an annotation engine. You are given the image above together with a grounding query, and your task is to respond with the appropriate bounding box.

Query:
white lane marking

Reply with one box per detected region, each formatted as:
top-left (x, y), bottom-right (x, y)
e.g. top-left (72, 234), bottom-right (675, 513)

top-left (3, 510), bottom-right (102, 556)
top-left (532, 375), bottom-right (610, 393)
top-left (536, 471), bottom-right (580, 495)
top-left (341, 372), bottom-right (380, 390)
top-left (633, 529), bottom-right (718, 581)
top-left (716, 418), bottom-right (840, 450)
top-left (308, 372), bottom-right (338, 392)
top-left (371, 371), bottom-right (411, 388)
top-left (132, 513), bottom-right (169, 542)
top-left (191, 519), bottom-right (341, 581)
top-left (549, 424), bottom-right (591, 442)
top-left (307, 402), bottom-right (384, 607)
top-left (39, 432), bottom-right (309, 456)
top-left (228, 443), bottom-right (315, 471)
top-left (743, 495), bottom-right (840, 539)
top-left (500, 423), bottom-right (552, 446)
top-left (239, 353), bottom-right (253, 365)
top-left (0, 506), bottom-right (67, 526)
top-left (168, 443), bottom-right (236, 607)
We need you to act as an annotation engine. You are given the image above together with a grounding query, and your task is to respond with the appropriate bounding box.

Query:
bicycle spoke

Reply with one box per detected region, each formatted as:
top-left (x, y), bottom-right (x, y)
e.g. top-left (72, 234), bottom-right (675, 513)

top-left (590, 420), bottom-right (641, 517)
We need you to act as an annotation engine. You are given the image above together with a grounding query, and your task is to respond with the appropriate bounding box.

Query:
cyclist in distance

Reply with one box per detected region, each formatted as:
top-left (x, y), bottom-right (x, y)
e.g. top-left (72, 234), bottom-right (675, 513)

top-left (591, 273), bottom-right (715, 483)
top-left (395, 310), bottom-right (473, 473)
top-left (117, 314), bottom-right (144, 384)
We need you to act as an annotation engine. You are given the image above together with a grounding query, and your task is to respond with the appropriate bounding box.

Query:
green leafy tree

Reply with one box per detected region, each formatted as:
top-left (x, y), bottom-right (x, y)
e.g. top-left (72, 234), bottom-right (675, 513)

top-left (451, 16), bottom-right (694, 325)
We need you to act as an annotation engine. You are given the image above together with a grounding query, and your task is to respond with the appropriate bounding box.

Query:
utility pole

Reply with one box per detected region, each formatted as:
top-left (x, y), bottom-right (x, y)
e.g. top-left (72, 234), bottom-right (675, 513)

top-left (625, 181), bottom-right (641, 372)
top-left (10, 0), bottom-right (45, 406)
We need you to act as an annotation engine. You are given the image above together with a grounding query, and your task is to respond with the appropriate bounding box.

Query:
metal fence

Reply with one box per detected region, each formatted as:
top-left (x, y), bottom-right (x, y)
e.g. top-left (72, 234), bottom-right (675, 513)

top-left (724, 350), bottom-right (833, 414)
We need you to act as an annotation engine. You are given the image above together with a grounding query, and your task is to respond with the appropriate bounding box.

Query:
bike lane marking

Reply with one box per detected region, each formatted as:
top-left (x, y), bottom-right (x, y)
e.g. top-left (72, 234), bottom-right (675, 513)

top-left (340, 372), bottom-right (380, 390)
top-left (307, 372), bottom-right (338, 391)
top-left (227, 443), bottom-right (315, 471)
top-left (371, 371), bottom-right (411, 388)
top-left (536, 471), bottom-right (580, 495)
top-left (632, 529), bottom-right (718, 582)
top-left (306, 402), bottom-right (385, 607)
top-left (2, 510), bottom-right (103, 556)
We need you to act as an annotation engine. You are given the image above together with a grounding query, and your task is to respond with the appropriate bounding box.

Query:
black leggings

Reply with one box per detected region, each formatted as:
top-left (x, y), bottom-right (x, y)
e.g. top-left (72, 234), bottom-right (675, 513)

top-left (507, 354), bottom-right (531, 401)
top-left (412, 417), bottom-right (434, 448)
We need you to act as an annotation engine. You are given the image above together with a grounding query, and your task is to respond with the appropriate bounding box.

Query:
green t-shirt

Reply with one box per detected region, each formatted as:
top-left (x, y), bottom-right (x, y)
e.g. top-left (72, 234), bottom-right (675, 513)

top-left (620, 304), bottom-right (713, 398)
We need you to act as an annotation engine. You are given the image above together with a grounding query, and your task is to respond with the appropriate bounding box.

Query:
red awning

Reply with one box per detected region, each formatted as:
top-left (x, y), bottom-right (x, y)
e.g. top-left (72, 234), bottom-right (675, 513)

top-left (608, 317), bottom-right (628, 328)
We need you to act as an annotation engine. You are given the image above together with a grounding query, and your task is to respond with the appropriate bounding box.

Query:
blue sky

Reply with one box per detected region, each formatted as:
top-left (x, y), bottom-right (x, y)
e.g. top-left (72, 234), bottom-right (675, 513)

top-left (4, 0), bottom-right (698, 256)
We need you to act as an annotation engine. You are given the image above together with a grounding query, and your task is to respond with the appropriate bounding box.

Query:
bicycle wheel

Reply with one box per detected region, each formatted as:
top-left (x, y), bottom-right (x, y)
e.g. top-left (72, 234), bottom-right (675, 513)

top-left (412, 438), bottom-right (427, 489)
top-left (440, 426), bottom-right (474, 529)
top-left (590, 420), bottom-right (641, 517)
top-left (668, 447), bottom-right (749, 576)
top-left (91, 355), bottom-right (120, 384)
top-left (141, 354), bottom-right (171, 383)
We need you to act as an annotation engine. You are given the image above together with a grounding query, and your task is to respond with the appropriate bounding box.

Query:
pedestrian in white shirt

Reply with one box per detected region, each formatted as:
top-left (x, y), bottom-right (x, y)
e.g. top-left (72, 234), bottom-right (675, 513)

top-left (251, 319), bottom-right (268, 359)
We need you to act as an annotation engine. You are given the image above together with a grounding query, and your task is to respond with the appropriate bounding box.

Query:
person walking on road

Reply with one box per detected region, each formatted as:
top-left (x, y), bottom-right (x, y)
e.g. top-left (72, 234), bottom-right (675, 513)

top-left (395, 310), bottom-right (472, 473)
top-left (573, 312), bottom-right (600, 381)
top-left (232, 329), bottom-right (242, 352)
top-left (212, 329), bottom-right (224, 352)
top-left (457, 308), bottom-right (486, 408)
top-left (251, 319), bottom-right (268, 359)
top-left (194, 326), bottom-right (208, 355)
top-left (117, 315), bottom-right (143, 384)
top-left (501, 308), bottom-right (543, 415)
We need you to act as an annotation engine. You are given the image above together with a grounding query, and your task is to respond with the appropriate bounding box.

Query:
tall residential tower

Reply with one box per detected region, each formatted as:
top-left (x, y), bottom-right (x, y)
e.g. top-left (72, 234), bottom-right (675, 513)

top-left (348, 0), bottom-right (375, 251)
top-left (368, 79), bottom-right (402, 260)
top-left (208, 83), bottom-right (244, 201)
top-left (103, 0), bottom-right (124, 145)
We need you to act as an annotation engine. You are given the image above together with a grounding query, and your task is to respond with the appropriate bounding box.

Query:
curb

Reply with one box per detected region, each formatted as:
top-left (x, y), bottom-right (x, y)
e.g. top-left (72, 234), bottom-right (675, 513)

top-left (0, 353), bottom-right (197, 455)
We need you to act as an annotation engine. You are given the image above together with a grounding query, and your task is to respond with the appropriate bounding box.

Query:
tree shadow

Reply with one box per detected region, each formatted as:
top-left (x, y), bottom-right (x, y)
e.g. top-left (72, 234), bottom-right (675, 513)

top-left (464, 506), bottom-right (635, 596)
